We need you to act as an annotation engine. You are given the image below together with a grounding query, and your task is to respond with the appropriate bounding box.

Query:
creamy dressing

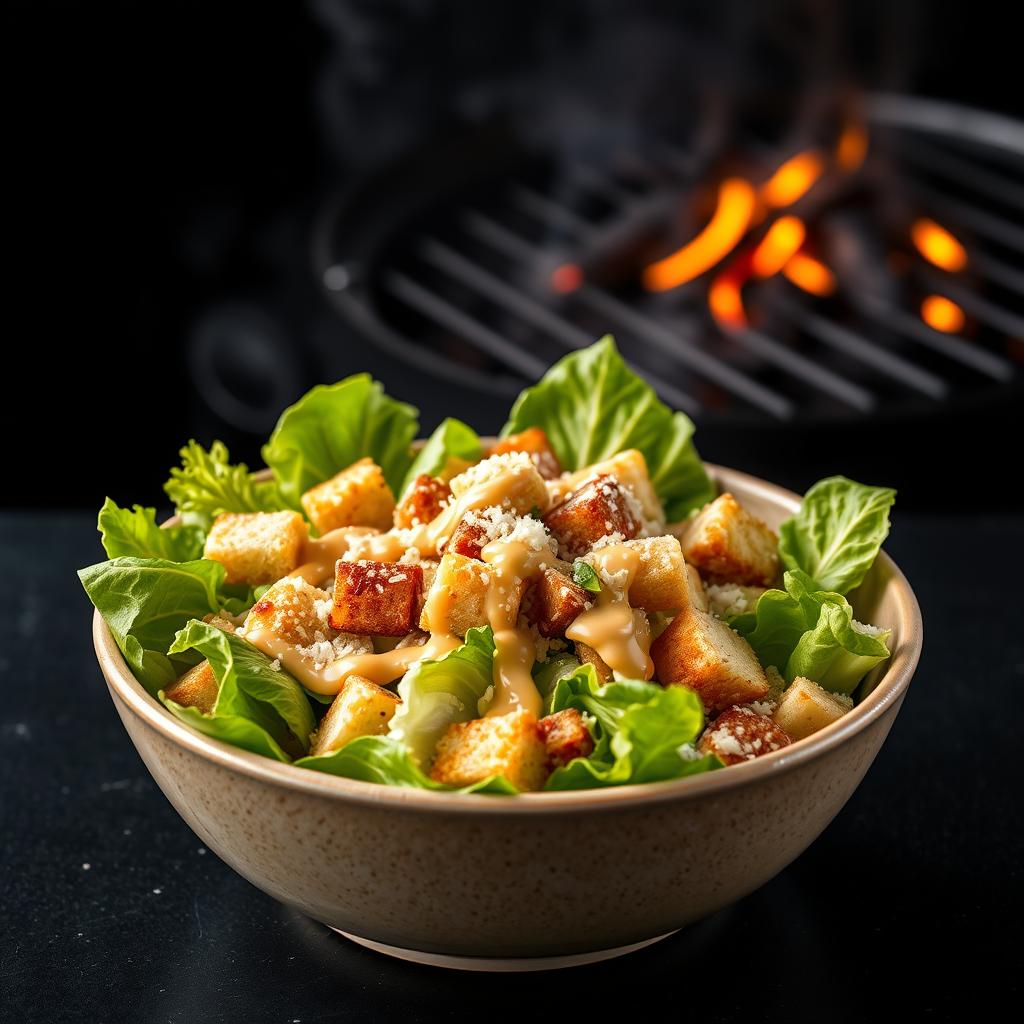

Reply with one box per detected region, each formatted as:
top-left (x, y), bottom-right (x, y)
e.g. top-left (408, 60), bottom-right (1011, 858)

top-left (292, 527), bottom-right (378, 584)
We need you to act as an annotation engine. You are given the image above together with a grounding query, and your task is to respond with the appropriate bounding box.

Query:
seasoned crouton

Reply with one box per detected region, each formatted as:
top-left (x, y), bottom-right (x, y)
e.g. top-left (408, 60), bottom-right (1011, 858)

top-left (204, 510), bottom-right (306, 586)
top-left (301, 458), bottom-right (395, 535)
top-left (430, 708), bottom-right (548, 792)
top-left (549, 449), bottom-right (664, 527)
top-left (394, 474), bottom-right (451, 529)
top-left (576, 641), bottom-right (613, 682)
top-left (489, 427), bottom-right (563, 480)
top-left (418, 551), bottom-right (527, 636)
top-left (773, 676), bottom-right (853, 741)
top-left (330, 560), bottom-right (423, 636)
top-left (678, 493), bottom-right (779, 587)
top-left (449, 451), bottom-right (550, 517)
top-left (651, 606), bottom-right (768, 712)
top-left (309, 675), bottom-right (401, 756)
top-left (584, 536), bottom-right (692, 613)
top-left (444, 515), bottom-right (488, 560)
top-left (698, 706), bottom-right (791, 765)
top-left (704, 581), bottom-right (767, 618)
top-left (538, 708), bottom-right (594, 768)
top-left (543, 475), bottom-right (641, 557)
top-left (686, 561), bottom-right (709, 612)
top-left (164, 660), bottom-right (219, 714)
top-left (525, 567), bottom-right (592, 638)
top-left (243, 576), bottom-right (332, 646)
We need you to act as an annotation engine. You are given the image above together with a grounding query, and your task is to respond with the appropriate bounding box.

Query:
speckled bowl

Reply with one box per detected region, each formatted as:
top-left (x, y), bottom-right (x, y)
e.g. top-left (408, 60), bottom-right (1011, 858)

top-left (93, 464), bottom-right (921, 970)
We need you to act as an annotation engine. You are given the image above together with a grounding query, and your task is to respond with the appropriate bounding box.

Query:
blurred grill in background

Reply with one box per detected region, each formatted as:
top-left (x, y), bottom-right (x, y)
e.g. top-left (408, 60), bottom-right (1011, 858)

top-left (10, 0), bottom-right (1021, 510)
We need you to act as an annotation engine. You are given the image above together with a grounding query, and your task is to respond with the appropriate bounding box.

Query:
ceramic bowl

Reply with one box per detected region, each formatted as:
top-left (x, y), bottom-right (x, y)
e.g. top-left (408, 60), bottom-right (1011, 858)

top-left (93, 464), bottom-right (922, 970)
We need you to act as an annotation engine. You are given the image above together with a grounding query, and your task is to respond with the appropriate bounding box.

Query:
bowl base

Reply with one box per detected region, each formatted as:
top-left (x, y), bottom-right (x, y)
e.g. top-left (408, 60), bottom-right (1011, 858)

top-left (333, 929), bottom-right (678, 971)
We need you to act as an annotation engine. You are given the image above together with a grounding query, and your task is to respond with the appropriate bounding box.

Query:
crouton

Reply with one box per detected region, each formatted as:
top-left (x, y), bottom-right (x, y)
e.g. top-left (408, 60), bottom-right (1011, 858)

top-left (576, 641), bottom-right (613, 682)
top-left (686, 561), bottom-right (709, 612)
top-left (773, 676), bottom-right (853, 741)
top-left (704, 582), bottom-right (767, 619)
top-left (394, 474), bottom-right (451, 529)
top-left (202, 612), bottom-right (239, 633)
top-left (489, 428), bottom-right (563, 480)
top-left (698, 706), bottom-right (791, 765)
top-left (330, 560), bottom-right (423, 636)
top-left (204, 510), bottom-right (306, 586)
top-left (678, 493), bottom-right (779, 587)
top-left (651, 606), bottom-right (768, 711)
top-left (584, 536), bottom-right (692, 613)
top-left (525, 567), bottom-right (592, 638)
top-left (549, 449), bottom-right (664, 527)
top-left (444, 515), bottom-right (488, 560)
top-left (448, 451), bottom-right (550, 517)
top-left (538, 708), bottom-right (594, 768)
top-left (430, 708), bottom-right (548, 792)
top-left (309, 675), bottom-right (401, 756)
top-left (243, 576), bottom-right (332, 646)
top-left (543, 475), bottom-right (641, 557)
top-left (164, 660), bottom-right (219, 714)
top-left (418, 551), bottom-right (527, 636)
top-left (301, 458), bottom-right (395, 535)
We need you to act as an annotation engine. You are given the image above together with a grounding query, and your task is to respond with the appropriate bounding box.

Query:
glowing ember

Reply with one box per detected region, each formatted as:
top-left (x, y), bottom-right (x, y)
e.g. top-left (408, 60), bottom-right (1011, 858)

top-left (782, 252), bottom-right (836, 296)
top-left (761, 150), bottom-right (824, 208)
top-left (921, 294), bottom-right (965, 333)
top-left (911, 219), bottom-right (968, 273)
top-left (751, 217), bottom-right (806, 278)
top-left (550, 263), bottom-right (584, 294)
top-left (835, 123), bottom-right (868, 172)
top-left (709, 273), bottom-right (747, 329)
top-left (643, 178), bottom-right (756, 291)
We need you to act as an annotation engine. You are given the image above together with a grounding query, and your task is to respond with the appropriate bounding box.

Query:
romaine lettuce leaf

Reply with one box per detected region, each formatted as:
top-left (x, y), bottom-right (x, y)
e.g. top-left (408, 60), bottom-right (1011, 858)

top-left (500, 336), bottom-right (714, 520)
top-left (262, 373), bottom-right (419, 508)
top-left (400, 417), bottom-right (482, 495)
top-left (533, 651), bottom-right (582, 705)
top-left (160, 700), bottom-right (295, 762)
top-left (779, 476), bottom-right (896, 595)
top-left (97, 497), bottom-right (204, 561)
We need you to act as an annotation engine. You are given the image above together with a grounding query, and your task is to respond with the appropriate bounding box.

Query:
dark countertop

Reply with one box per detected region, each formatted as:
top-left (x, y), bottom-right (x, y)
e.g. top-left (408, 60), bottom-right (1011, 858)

top-left (2, 512), bottom-right (1020, 1022)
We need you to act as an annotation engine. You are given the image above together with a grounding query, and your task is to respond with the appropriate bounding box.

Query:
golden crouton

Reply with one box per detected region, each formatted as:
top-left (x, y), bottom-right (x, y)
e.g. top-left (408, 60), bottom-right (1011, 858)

top-left (686, 562), bottom-right (709, 612)
top-left (698, 706), bottom-right (791, 765)
top-left (490, 428), bottom-right (563, 480)
top-left (330, 560), bottom-right (424, 636)
top-left (394, 474), bottom-right (451, 529)
top-left (204, 510), bottom-right (306, 586)
top-left (584, 536), bottom-right (691, 613)
top-left (549, 449), bottom-right (664, 527)
top-left (651, 606), bottom-right (768, 712)
top-left (164, 660), bottom-right (219, 714)
top-left (430, 708), bottom-right (548, 792)
top-left (444, 515), bottom-right (488, 560)
top-left (576, 641), bottom-right (613, 682)
top-left (543, 475), bottom-right (641, 558)
top-left (678, 493), bottom-right (779, 587)
top-left (448, 452), bottom-right (550, 517)
top-left (525, 567), bottom-right (592, 638)
top-left (309, 675), bottom-right (401, 756)
top-left (418, 551), bottom-right (526, 636)
top-left (301, 458), bottom-right (395, 535)
top-left (773, 676), bottom-right (853, 741)
top-left (538, 708), bottom-right (594, 768)
top-left (243, 576), bottom-right (331, 646)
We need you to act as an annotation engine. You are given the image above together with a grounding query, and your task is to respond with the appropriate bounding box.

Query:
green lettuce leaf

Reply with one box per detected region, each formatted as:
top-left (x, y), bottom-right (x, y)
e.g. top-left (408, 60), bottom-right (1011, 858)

top-left (78, 557), bottom-right (224, 692)
top-left (164, 440), bottom-right (285, 531)
top-left (262, 374), bottom-right (419, 508)
top-left (533, 651), bottom-right (582, 705)
top-left (500, 336), bottom-right (713, 520)
top-left (400, 417), bottom-right (482, 495)
top-left (295, 735), bottom-right (517, 793)
top-left (387, 626), bottom-right (498, 767)
top-left (734, 569), bottom-right (823, 672)
top-left (545, 666), bottom-right (719, 789)
top-left (160, 701), bottom-right (295, 763)
top-left (779, 476), bottom-right (896, 595)
top-left (97, 498), bottom-right (204, 561)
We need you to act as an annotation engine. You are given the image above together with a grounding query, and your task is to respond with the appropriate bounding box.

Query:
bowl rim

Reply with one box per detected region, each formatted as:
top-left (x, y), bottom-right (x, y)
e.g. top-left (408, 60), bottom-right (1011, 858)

top-left (93, 461), bottom-right (922, 816)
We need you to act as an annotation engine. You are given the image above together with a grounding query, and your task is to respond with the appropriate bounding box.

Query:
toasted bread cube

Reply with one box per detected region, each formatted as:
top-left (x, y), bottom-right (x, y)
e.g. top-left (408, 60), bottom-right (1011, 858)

top-left (243, 576), bottom-right (332, 646)
top-left (202, 612), bottom-right (239, 633)
top-left (678, 493), bottom-right (779, 587)
top-left (419, 551), bottom-right (526, 636)
top-left (549, 450), bottom-right (664, 527)
top-left (584, 536), bottom-right (691, 613)
top-left (773, 676), bottom-right (853, 741)
top-left (698, 706), bottom-right (791, 765)
top-left (165, 660), bottom-right (219, 714)
top-left (543, 475), bottom-right (642, 558)
top-left (394, 474), bottom-right (451, 529)
top-left (301, 458), bottom-right (395, 535)
top-left (309, 675), bottom-right (401, 756)
top-left (430, 708), bottom-right (548, 792)
top-left (538, 708), bottom-right (594, 768)
top-left (204, 510), bottom-right (306, 586)
top-left (490, 428), bottom-right (563, 480)
top-left (449, 452), bottom-right (550, 516)
top-left (445, 515), bottom-right (488, 560)
top-left (525, 567), bottom-right (592, 638)
top-left (704, 582), bottom-right (767, 619)
top-left (651, 606), bottom-right (768, 712)
top-left (685, 561), bottom-right (709, 612)
top-left (330, 560), bottom-right (423, 636)
top-left (576, 641), bottom-right (613, 682)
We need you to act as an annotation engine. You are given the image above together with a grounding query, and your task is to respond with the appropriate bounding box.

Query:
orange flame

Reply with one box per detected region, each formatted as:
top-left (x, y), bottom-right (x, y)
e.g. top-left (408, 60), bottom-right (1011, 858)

top-left (911, 219), bottom-right (968, 273)
top-left (550, 263), bottom-right (583, 294)
top-left (708, 274), bottom-right (747, 329)
top-left (643, 178), bottom-right (756, 291)
top-left (751, 217), bottom-right (806, 278)
top-left (782, 252), bottom-right (836, 296)
top-left (921, 294), bottom-right (965, 333)
top-left (761, 150), bottom-right (824, 208)
top-left (836, 123), bottom-right (868, 172)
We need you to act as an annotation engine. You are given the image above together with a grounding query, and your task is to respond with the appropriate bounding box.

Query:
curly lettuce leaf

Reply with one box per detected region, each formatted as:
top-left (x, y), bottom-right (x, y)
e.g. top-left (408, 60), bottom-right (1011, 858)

top-left (779, 476), bottom-right (896, 595)
top-left (400, 417), bottom-right (482, 495)
top-left (97, 498), bottom-right (204, 561)
top-left (501, 336), bottom-right (713, 520)
top-left (387, 626), bottom-right (497, 767)
top-left (262, 374), bottom-right (419, 508)
top-left (164, 440), bottom-right (285, 531)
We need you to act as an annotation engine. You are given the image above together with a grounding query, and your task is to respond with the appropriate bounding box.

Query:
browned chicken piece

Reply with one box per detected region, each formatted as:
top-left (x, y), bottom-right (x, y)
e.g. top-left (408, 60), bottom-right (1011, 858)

top-left (393, 474), bottom-right (451, 529)
top-left (538, 708), bottom-right (594, 769)
top-left (543, 474), bottom-right (641, 558)
top-left (698, 706), bottom-right (791, 765)
top-left (524, 567), bottom-right (593, 638)
top-left (489, 427), bottom-right (563, 481)
top-left (443, 515), bottom-right (488, 561)
top-left (330, 560), bottom-right (424, 636)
